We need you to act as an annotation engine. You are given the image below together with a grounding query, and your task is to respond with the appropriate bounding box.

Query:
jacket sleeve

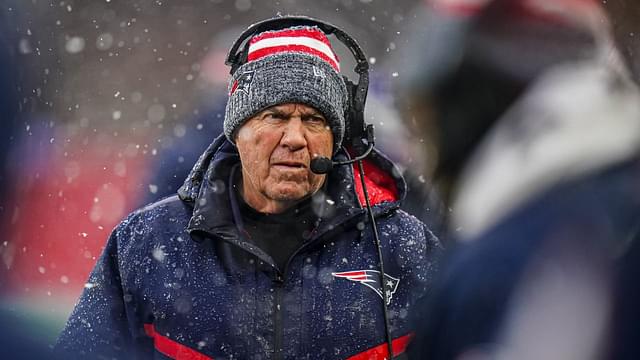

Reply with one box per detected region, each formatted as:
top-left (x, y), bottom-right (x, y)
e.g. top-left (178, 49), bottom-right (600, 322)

top-left (55, 216), bottom-right (152, 359)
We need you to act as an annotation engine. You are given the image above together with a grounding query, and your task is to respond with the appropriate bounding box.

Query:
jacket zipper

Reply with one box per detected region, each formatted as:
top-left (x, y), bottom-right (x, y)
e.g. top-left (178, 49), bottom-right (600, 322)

top-left (269, 206), bottom-right (399, 359)
top-left (269, 213), bottom-right (360, 360)
top-left (273, 272), bottom-right (285, 360)
top-left (198, 206), bottom-right (398, 359)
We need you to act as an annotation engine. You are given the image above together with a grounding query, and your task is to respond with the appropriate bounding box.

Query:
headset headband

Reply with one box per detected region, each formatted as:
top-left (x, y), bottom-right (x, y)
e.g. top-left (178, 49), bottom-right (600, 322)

top-left (225, 16), bottom-right (370, 146)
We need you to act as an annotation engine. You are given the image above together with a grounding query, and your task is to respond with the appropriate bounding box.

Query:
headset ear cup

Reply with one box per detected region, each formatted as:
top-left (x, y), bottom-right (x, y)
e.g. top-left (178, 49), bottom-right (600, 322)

top-left (342, 76), bottom-right (367, 149)
top-left (342, 76), bottom-right (356, 145)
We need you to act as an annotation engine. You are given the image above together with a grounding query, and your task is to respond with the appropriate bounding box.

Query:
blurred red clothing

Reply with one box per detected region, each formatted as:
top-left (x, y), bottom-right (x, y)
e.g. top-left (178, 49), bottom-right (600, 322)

top-left (3, 127), bottom-right (152, 307)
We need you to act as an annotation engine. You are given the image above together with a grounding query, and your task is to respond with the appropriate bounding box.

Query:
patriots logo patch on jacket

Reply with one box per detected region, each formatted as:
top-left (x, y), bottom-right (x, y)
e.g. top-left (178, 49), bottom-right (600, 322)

top-left (332, 270), bottom-right (400, 305)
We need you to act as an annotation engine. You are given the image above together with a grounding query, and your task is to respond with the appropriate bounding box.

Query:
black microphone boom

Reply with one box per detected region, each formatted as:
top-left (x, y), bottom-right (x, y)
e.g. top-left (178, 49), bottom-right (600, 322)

top-left (310, 157), bottom-right (334, 174)
top-left (310, 124), bottom-right (376, 175)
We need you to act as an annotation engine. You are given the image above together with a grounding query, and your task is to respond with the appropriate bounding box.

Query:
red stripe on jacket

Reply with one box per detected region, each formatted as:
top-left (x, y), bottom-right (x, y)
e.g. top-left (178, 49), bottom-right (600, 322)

top-left (144, 324), bottom-right (213, 360)
top-left (347, 333), bottom-right (415, 360)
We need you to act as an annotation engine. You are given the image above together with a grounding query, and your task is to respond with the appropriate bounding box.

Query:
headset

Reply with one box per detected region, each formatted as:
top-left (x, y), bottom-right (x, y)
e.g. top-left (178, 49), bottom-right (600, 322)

top-left (226, 16), bottom-right (398, 359)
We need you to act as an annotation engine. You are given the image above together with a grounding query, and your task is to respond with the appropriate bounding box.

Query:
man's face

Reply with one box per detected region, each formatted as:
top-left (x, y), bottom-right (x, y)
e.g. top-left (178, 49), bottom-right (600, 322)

top-left (235, 103), bottom-right (333, 213)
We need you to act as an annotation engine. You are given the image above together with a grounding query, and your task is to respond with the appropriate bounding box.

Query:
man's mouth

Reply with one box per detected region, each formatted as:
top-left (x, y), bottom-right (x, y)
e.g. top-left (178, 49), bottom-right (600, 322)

top-left (272, 161), bottom-right (307, 169)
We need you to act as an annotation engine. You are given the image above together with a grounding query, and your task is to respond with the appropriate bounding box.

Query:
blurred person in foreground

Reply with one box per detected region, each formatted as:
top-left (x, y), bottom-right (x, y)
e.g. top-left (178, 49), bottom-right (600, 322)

top-left (398, 0), bottom-right (640, 358)
top-left (56, 18), bottom-right (441, 359)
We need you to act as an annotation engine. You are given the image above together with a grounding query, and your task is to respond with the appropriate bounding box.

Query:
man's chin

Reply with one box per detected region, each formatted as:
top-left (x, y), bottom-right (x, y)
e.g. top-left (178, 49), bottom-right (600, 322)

top-left (267, 185), bottom-right (311, 202)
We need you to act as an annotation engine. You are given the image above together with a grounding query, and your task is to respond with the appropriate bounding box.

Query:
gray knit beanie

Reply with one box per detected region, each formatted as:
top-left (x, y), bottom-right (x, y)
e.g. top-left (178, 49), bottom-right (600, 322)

top-left (224, 25), bottom-right (349, 151)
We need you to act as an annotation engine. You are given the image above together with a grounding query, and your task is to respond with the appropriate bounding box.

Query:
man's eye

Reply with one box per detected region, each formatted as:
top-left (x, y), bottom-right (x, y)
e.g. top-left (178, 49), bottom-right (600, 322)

top-left (305, 116), bottom-right (326, 124)
top-left (264, 112), bottom-right (283, 121)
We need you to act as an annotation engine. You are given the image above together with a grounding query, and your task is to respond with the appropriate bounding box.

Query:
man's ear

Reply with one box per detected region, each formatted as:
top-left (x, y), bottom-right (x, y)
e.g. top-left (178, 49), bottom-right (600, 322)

top-left (232, 120), bottom-right (246, 144)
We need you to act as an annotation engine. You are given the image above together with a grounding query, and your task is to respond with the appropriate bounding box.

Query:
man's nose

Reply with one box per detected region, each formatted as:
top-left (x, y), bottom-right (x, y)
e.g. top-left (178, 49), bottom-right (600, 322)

top-left (280, 117), bottom-right (307, 150)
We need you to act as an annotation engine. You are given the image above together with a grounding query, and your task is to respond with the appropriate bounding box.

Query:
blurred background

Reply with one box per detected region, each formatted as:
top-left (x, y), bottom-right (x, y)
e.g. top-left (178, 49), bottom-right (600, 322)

top-left (2, 0), bottom-right (640, 355)
top-left (0, 0), bottom-right (431, 346)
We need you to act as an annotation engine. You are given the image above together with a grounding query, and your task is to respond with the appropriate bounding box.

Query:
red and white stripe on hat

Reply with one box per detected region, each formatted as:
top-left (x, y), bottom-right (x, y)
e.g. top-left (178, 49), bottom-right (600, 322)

top-left (247, 26), bottom-right (341, 72)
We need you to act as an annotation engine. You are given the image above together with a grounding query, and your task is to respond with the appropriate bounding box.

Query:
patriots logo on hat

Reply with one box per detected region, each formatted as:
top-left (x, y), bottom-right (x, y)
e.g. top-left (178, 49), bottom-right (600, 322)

top-left (332, 270), bottom-right (400, 305)
top-left (230, 70), bottom-right (255, 96)
top-left (313, 65), bottom-right (326, 78)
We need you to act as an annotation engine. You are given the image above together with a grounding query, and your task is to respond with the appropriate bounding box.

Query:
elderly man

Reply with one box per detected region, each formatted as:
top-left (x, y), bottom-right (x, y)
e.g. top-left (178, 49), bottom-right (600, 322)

top-left (56, 19), bottom-right (440, 359)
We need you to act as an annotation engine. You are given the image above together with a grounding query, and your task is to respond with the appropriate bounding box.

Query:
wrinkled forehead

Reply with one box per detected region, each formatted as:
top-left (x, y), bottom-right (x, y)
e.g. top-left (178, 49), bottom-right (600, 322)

top-left (234, 102), bottom-right (330, 139)
top-left (263, 103), bottom-right (325, 116)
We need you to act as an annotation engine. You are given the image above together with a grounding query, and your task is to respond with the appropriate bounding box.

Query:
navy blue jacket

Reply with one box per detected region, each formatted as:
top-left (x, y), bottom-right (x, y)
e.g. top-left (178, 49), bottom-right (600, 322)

top-left (57, 135), bottom-right (441, 359)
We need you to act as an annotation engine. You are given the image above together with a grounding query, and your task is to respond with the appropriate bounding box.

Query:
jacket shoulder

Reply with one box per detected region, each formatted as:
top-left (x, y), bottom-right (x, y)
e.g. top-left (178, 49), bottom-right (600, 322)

top-left (127, 194), bottom-right (191, 225)
top-left (137, 194), bottom-right (190, 214)
top-left (109, 195), bottom-right (192, 251)
top-left (381, 209), bottom-right (442, 252)
top-left (393, 209), bottom-right (438, 237)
